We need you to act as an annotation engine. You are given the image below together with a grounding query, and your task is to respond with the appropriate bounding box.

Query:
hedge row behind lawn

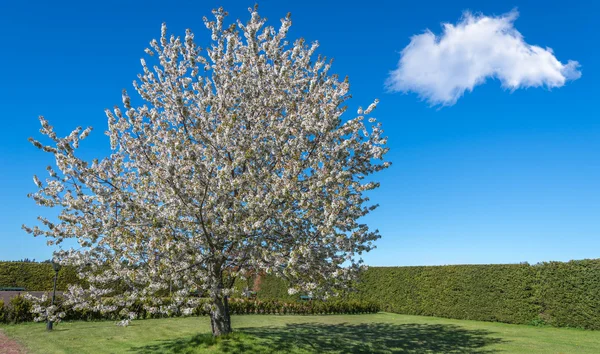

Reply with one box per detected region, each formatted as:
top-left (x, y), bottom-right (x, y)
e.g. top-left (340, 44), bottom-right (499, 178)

top-left (2, 259), bottom-right (600, 329)
top-left (347, 264), bottom-right (538, 325)
top-left (0, 262), bottom-right (79, 291)
top-left (0, 296), bottom-right (379, 324)
top-left (536, 259), bottom-right (600, 329)
top-left (255, 259), bottom-right (600, 330)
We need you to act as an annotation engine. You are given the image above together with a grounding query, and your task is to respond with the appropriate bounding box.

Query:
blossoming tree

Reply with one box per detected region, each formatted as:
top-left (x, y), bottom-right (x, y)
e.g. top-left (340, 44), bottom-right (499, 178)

top-left (24, 7), bottom-right (390, 336)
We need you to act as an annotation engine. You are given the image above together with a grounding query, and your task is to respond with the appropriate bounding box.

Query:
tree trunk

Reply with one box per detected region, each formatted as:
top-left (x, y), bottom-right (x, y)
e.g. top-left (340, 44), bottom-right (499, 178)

top-left (210, 295), bottom-right (232, 336)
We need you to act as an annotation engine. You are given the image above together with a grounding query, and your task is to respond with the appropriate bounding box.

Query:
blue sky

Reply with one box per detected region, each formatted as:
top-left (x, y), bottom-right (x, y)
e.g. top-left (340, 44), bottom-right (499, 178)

top-left (0, 0), bottom-right (598, 266)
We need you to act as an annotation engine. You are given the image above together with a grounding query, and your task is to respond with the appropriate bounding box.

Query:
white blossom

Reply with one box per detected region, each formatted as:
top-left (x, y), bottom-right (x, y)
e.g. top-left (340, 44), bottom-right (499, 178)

top-left (24, 6), bottom-right (389, 336)
top-left (25, 293), bottom-right (66, 324)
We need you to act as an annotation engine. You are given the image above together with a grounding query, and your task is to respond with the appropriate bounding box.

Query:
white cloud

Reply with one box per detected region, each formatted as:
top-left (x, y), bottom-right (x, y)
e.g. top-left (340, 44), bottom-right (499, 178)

top-left (386, 10), bottom-right (581, 106)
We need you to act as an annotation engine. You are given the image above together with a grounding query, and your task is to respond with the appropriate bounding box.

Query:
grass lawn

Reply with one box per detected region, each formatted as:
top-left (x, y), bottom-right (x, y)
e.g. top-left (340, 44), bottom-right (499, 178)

top-left (1, 313), bottom-right (599, 353)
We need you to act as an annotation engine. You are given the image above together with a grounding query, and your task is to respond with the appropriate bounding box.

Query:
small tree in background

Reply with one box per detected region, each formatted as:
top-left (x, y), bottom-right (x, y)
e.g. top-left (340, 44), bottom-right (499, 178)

top-left (24, 6), bottom-right (390, 336)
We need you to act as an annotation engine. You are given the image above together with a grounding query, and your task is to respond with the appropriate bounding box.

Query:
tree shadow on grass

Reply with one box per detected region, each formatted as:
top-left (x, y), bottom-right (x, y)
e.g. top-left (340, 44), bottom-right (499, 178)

top-left (130, 322), bottom-right (506, 353)
top-left (130, 333), bottom-right (218, 353)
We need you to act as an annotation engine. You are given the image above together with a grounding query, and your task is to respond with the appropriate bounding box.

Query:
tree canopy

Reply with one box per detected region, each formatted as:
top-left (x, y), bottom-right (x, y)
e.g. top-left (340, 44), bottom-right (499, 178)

top-left (24, 7), bottom-right (390, 335)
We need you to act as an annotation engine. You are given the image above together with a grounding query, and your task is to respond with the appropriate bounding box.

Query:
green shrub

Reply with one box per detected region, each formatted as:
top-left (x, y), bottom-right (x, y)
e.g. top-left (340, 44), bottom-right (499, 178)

top-left (7, 295), bottom-right (33, 323)
top-left (528, 316), bottom-right (548, 327)
top-left (0, 299), bottom-right (6, 323)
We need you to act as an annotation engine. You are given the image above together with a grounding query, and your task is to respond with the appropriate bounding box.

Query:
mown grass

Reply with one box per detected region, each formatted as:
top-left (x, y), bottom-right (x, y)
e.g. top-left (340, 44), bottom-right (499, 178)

top-left (2, 313), bottom-right (599, 353)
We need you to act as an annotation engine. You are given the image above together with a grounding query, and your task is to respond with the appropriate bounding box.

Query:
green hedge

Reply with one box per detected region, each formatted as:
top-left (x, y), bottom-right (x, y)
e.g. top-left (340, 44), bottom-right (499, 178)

top-left (0, 262), bottom-right (80, 291)
top-left (228, 298), bottom-right (379, 316)
top-left (254, 274), bottom-right (297, 301)
top-left (0, 295), bottom-right (379, 324)
top-left (255, 260), bottom-right (600, 330)
top-left (535, 259), bottom-right (600, 329)
top-left (3, 259), bottom-right (600, 329)
top-left (346, 264), bottom-right (538, 325)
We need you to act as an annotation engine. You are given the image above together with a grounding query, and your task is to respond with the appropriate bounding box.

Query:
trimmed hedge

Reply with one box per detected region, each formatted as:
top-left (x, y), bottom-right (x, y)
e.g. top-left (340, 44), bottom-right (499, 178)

top-left (0, 295), bottom-right (379, 324)
top-left (345, 264), bottom-right (538, 325)
top-left (3, 259), bottom-right (600, 329)
top-left (255, 260), bottom-right (600, 330)
top-left (228, 298), bottom-right (379, 316)
top-left (535, 259), bottom-right (600, 329)
top-left (0, 262), bottom-right (79, 291)
top-left (254, 275), bottom-right (297, 301)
